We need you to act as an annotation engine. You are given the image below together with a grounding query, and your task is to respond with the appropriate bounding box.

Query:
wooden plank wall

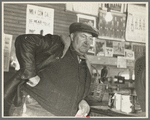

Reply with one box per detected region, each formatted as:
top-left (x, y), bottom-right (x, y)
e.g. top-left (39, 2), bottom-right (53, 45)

top-left (3, 3), bottom-right (145, 67)
top-left (3, 3), bottom-right (77, 58)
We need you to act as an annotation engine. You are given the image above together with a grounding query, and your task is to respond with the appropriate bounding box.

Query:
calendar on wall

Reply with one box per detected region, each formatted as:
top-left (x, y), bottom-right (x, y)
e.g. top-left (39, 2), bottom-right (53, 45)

top-left (98, 10), bottom-right (126, 41)
top-left (125, 4), bottom-right (147, 43)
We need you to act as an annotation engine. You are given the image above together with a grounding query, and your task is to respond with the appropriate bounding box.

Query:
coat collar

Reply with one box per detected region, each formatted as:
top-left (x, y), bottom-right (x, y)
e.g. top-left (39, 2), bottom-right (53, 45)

top-left (60, 35), bottom-right (92, 75)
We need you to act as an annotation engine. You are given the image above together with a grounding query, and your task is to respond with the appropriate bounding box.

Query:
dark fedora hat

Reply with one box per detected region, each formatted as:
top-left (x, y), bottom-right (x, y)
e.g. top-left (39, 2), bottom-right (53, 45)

top-left (69, 22), bottom-right (98, 37)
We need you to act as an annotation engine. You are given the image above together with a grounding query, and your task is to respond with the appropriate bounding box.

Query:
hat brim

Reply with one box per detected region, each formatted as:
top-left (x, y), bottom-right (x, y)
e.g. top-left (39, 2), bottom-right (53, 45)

top-left (69, 22), bottom-right (98, 37)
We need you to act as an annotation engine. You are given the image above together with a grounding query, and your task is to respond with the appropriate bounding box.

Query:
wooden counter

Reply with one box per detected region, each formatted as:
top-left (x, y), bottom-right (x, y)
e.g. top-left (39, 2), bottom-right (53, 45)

top-left (89, 105), bottom-right (146, 117)
top-left (87, 97), bottom-right (146, 117)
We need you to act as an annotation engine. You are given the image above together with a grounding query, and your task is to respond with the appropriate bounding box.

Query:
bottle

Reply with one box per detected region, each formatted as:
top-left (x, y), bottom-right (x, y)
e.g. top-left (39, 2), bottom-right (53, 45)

top-left (108, 94), bottom-right (112, 107)
top-left (116, 85), bottom-right (120, 91)
top-left (108, 93), bottom-right (114, 108)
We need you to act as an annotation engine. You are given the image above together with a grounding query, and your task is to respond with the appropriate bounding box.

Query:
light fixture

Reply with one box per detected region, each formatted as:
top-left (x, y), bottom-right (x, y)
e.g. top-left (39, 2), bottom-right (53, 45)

top-left (105, 4), bottom-right (113, 22)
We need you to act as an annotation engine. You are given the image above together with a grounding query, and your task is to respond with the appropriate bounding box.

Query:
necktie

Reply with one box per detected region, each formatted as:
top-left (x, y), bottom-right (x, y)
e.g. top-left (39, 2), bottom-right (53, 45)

top-left (78, 55), bottom-right (86, 63)
top-left (79, 58), bottom-right (86, 69)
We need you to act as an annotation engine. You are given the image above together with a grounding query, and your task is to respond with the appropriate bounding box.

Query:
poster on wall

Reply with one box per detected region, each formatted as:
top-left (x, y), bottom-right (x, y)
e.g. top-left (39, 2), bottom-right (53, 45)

top-left (105, 41), bottom-right (113, 57)
top-left (3, 34), bottom-right (13, 72)
top-left (95, 39), bottom-right (106, 56)
top-left (66, 3), bottom-right (99, 16)
top-left (26, 4), bottom-right (54, 35)
top-left (99, 3), bottom-right (127, 13)
top-left (125, 42), bottom-right (132, 50)
top-left (117, 56), bottom-right (127, 68)
top-left (113, 41), bottom-right (125, 56)
top-left (124, 50), bottom-right (135, 60)
top-left (77, 14), bottom-right (96, 28)
top-left (98, 10), bottom-right (126, 41)
top-left (105, 47), bottom-right (113, 57)
top-left (125, 4), bottom-right (147, 43)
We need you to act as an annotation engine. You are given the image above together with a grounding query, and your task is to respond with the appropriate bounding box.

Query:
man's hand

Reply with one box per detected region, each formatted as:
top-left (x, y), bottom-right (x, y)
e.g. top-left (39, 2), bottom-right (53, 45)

top-left (77, 100), bottom-right (90, 117)
top-left (26, 75), bottom-right (40, 87)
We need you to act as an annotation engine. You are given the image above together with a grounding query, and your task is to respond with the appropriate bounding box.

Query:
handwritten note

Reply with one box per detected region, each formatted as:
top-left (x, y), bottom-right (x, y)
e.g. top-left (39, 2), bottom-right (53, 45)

top-left (26, 5), bottom-right (54, 35)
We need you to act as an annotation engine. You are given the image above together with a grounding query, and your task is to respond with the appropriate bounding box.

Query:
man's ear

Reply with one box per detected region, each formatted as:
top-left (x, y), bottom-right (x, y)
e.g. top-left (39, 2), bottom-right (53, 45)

top-left (70, 33), bottom-right (74, 41)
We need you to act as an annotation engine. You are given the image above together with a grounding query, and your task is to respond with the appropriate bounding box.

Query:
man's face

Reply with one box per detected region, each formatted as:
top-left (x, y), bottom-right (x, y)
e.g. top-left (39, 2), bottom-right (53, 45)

top-left (71, 32), bottom-right (93, 55)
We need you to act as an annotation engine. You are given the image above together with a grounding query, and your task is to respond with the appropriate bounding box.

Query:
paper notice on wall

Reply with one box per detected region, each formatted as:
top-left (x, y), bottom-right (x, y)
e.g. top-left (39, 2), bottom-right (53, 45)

top-left (113, 41), bottom-right (125, 56)
top-left (117, 56), bottom-right (127, 68)
top-left (3, 34), bottom-right (13, 72)
top-left (66, 3), bottom-right (98, 16)
top-left (105, 47), bottom-right (113, 57)
top-left (26, 4), bottom-right (54, 35)
top-left (124, 49), bottom-right (135, 60)
top-left (95, 39), bottom-right (106, 56)
top-left (125, 4), bottom-right (147, 43)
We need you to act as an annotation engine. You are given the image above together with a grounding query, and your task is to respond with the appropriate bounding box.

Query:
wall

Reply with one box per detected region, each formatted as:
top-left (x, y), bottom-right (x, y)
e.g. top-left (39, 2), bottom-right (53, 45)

top-left (3, 3), bottom-right (77, 60)
top-left (3, 3), bottom-right (146, 81)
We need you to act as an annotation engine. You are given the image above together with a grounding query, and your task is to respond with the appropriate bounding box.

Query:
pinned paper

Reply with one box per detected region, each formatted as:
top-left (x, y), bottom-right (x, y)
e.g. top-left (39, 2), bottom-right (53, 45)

top-left (95, 39), bottom-right (106, 56)
top-left (117, 56), bottom-right (127, 68)
top-left (113, 41), bottom-right (125, 56)
top-left (105, 47), bottom-right (113, 57)
top-left (124, 49), bottom-right (135, 60)
top-left (26, 5), bottom-right (54, 35)
top-left (3, 34), bottom-right (13, 72)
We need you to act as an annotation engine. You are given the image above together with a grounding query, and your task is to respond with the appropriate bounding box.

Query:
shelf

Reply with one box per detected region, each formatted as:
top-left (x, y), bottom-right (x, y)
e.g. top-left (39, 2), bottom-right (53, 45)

top-left (87, 55), bottom-right (134, 67)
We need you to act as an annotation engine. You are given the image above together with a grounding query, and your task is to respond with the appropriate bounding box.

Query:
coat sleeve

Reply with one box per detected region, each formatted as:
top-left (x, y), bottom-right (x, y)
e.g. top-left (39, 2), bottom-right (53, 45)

top-left (15, 34), bottom-right (63, 80)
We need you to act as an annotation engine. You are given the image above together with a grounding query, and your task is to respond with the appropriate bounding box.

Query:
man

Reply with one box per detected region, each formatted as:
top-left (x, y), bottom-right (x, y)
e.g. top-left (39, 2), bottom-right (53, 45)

top-left (7, 22), bottom-right (98, 116)
top-left (134, 56), bottom-right (146, 113)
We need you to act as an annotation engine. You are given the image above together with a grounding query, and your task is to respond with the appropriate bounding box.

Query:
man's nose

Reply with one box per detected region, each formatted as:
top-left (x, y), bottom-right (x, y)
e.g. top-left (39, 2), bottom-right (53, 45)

top-left (87, 38), bottom-right (93, 44)
top-left (84, 40), bottom-right (91, 46)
